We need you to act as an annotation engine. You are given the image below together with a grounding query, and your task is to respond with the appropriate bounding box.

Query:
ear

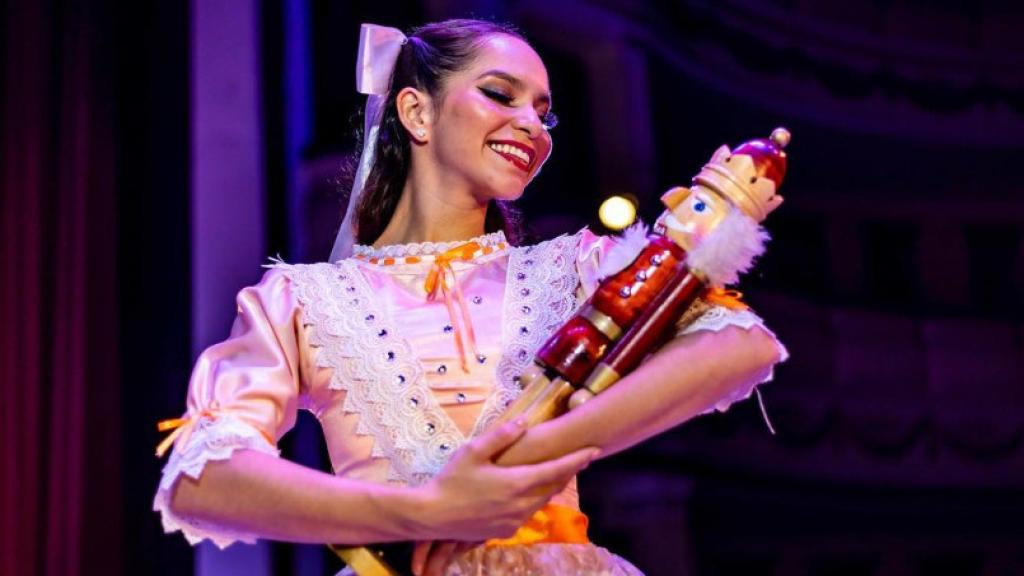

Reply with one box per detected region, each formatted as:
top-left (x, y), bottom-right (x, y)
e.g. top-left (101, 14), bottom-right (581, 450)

top-left (395, 87), bottom-right (434, 142)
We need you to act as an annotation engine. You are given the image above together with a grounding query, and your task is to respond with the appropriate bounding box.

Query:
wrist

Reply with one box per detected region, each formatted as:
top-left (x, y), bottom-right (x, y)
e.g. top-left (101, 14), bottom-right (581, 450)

top-left (378, 483), bottom-right (439, 541)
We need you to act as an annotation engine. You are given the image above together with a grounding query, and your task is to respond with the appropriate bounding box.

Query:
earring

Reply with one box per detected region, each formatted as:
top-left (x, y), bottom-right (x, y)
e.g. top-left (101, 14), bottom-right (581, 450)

top-left (415, 128), bottom-right (426, 139)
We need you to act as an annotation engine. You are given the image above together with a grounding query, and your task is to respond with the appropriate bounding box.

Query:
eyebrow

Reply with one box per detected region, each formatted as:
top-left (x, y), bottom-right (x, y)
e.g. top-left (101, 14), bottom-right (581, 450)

top-left (476, 69), bottom-right (552, 107)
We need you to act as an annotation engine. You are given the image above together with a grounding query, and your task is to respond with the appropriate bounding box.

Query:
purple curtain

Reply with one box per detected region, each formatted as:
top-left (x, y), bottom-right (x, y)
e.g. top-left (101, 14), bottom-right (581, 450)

top-left (1, 2), bottom-right (122, 575)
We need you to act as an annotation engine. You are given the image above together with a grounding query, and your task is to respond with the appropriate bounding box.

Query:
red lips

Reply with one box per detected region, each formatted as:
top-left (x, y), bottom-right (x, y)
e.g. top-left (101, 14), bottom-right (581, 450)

top-left (488, 140), bottom-right (535, 172)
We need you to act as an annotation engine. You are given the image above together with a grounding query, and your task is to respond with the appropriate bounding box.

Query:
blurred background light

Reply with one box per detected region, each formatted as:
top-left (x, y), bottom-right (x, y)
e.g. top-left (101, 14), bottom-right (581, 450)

top-left (599, 194), bottom-right (638, 230)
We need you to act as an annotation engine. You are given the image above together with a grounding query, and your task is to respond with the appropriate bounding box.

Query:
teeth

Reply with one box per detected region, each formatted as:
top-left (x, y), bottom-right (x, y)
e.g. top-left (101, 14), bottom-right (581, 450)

top-left (489, 143), bottom-right (530, 165)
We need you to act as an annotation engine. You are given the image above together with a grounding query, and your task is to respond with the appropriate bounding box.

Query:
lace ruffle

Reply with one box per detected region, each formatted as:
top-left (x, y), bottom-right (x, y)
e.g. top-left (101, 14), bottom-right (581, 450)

top-left (272, 260), bottom-right (463, 486)
top-left (271, 234), bottom-right (586, 484)
top-left (678, 303), bottom-right (789, 414)
top-left (352, 231), bottom-right (507, 259)
top-left (153, 413), bottom-right (279, 548)
top-left (473, 233), bottom-right (583, 436)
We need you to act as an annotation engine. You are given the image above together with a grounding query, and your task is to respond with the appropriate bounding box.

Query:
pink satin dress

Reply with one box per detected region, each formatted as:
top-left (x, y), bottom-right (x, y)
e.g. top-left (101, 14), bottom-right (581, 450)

top-left (154, 229), bottom-right (785, 575)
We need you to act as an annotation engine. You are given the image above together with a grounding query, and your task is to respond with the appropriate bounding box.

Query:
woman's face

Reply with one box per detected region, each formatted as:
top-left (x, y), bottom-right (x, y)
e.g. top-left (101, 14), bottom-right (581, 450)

top-left (428, 34), bottom-right (554, 203)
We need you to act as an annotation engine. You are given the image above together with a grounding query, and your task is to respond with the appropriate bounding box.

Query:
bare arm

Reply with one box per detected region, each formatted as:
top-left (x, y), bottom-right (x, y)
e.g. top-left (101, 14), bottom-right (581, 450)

top-left (167, 419), bottom-right (599, 546)
top-left (170, 450), bottom-right (422, 545)
top-left (496, 325), bottom-right (781, 466)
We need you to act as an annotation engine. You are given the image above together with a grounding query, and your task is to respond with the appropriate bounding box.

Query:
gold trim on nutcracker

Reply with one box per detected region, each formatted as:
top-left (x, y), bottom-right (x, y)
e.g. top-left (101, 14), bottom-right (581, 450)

top-left (580, 305), bottom-right (623, 341)
top-left (693, 144), bottom-right (782, 223)
top-left (329, 545), bottom-right (400, 576)
top-left (582, 363), bottom-right (622, 396)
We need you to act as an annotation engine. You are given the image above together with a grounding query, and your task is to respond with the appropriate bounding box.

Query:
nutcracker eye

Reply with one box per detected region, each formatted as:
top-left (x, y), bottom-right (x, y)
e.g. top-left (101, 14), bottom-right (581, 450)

top-left (694, 201), bottom-right (707, 212)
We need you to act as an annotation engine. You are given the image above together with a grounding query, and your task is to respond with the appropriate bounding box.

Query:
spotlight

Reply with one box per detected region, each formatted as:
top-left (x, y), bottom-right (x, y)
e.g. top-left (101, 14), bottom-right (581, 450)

top-left (598, 195), bottom-right (637, 230)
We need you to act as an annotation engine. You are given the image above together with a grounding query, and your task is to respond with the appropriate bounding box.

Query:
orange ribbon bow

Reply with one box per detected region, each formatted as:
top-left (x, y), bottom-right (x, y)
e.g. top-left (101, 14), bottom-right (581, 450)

top-left (423, 242), bottom-right (483, 373)
top-left (485, 503), bottom-right (590, 547)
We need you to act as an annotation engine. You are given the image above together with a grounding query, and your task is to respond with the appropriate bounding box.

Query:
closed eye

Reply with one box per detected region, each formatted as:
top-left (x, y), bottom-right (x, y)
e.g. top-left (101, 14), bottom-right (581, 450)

top-left (480, 87), bottom-right (514, 104)
top-left (480, 86), bottom-right (558, 130)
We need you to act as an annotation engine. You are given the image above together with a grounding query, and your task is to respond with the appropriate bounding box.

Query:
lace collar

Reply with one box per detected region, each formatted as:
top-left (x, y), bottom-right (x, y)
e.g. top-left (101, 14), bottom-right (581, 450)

top-left (352, 231), bottom-right (507, 260)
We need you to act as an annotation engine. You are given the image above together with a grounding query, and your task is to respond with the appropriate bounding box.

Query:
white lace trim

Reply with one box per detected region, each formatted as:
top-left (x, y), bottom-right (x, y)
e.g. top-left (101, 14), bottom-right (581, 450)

top-left (152, 413), bottom-right (279, 549)
top-left (272, 260), bottom-right (465, 486)
top-left (473, 233), bottom-right (584, 436)
top-left (677, 304), bottom-right (789, 414)
top-left (270, 234), bottom-right (585, 484)
top-left (351, 231), bottom-right (507, 259)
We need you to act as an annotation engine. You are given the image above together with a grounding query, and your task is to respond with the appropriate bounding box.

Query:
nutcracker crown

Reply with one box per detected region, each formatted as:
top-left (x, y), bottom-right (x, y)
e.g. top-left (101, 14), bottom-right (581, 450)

top-left (692, 127), bottom-right (790, 222)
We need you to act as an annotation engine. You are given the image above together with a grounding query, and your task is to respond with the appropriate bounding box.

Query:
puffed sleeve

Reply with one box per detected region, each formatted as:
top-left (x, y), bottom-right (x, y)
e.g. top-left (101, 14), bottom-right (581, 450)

top-left (675, 298), bottom-right (788, 414)
top-left (575, 228), bottom-right (619, 299)
top-left (575, 228), bottom-right (788, 415)
top-left (153, 268), bottom-right (304, 548)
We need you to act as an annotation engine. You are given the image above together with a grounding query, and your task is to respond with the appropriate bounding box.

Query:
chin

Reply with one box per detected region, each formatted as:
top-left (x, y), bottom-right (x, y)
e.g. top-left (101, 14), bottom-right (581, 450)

top-left (489, 185), bottom-right (527, 204)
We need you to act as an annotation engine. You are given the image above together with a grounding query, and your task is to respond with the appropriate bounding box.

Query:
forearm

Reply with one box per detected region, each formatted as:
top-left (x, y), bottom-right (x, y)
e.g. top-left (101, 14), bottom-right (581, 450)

top-left (496, 325), bottom-right (780, 465)
top-left (169, 449), bottom-right (427, 545)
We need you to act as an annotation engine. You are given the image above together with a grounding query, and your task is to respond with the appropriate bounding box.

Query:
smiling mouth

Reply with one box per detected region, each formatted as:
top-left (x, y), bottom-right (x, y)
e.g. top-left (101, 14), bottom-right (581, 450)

top-left (488, 141), bottom-right (534, 173)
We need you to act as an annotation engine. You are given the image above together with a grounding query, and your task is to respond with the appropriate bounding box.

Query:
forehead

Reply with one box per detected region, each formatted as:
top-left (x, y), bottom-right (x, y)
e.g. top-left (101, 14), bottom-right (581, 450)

top-left (460, 34), bottom-right (549, 92)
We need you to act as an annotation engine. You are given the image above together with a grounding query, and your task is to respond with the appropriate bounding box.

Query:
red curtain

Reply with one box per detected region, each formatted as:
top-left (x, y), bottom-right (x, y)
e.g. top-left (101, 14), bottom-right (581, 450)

top-left (1, 2), bottom-right (122, 575)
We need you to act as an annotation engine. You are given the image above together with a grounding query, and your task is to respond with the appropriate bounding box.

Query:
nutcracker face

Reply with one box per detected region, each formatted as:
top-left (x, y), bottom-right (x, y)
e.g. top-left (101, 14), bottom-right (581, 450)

top-left (656, 185), bottom-right (730, 251)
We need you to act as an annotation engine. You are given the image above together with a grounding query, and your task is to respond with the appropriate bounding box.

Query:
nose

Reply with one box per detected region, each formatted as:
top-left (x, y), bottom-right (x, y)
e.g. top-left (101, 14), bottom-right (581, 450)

top-left (512, 108), bottom-right (545, 139)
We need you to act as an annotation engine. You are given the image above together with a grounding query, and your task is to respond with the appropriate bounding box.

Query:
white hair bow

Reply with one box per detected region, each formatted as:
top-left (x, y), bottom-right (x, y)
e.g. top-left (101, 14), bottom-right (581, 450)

top-left (329, 23), bottom-right (407, 262)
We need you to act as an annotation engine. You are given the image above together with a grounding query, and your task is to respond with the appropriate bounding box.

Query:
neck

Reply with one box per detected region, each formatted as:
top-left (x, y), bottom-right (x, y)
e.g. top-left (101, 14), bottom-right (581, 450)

top-left (371, 161), bottom-right (489, 248)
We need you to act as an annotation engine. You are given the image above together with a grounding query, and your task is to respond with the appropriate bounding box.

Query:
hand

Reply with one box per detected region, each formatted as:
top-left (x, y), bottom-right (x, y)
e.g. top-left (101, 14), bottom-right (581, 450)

top-left (411, 417), bottom-right (598, 542)
top-left (411, 540), bottom-right (478, 576)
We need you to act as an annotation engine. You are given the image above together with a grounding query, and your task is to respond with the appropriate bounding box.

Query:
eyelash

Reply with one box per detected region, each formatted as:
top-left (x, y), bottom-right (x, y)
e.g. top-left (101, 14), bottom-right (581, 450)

top-left (480, 87), bottom-right (559, 131)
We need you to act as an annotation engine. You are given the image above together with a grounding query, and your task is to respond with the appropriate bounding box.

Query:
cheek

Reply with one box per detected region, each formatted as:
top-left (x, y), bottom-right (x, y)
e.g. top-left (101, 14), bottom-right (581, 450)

top-left (532, 135), bottom-right (553, 170)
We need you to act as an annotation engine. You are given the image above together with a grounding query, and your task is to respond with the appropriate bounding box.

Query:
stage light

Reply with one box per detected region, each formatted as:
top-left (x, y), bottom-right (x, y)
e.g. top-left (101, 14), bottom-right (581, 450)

top-left (598, 195), bottom-right (637, 230)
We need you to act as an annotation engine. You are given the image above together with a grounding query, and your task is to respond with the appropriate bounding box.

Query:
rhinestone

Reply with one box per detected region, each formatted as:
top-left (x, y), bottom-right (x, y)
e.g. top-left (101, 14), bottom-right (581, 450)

top-left (620, 286), bottom-right (631, 297)
top-left (651, 254), bottom-right (664, 266)
top-left (635, 270), bottom-right (648, 281)
top-left (350, 298), bottom-right (359, 306)
top-left (476, 354), bottom-right (487, 364)
top-left (337, 274), bottom-right (348, 280)
top-left (456, 392), bottom-right (467, 404)
top-left (346, 285), bottom-right (356, 292)
top-left (519, 326), bottom-right (529, 335)
top-left (396, 374), bottom-right (406, 384)
top-left (386, 351), bottom-right (396, 362)
top-left (521, 305), bottom-right (531, 314)
top-left (516, 272), bottom-right (527, 280)
top-left (504, 399), bottom-right (512, 408)
top-left (443, 325), bottom-right (453, 333)
top-left (518, 349), bottom-right (528, 360)
top-left (524, 259), bottom-right (535, 266)
top-left (378, 329), bottom-right (388, 338)
top-left (440, 443), bottom-right (451, 451)
top-left (365, 314), bottom-right (375, 322)
top-left (409, 396), bottom-right (419, 407)
top-left (438, 365), bottom-right (447, 374)
top-left (472, 296), bottom-right (483, 304)
top-left (425, 422), bottom-right (436, 434)
top-left (520, 288), bottom-right (531, 297)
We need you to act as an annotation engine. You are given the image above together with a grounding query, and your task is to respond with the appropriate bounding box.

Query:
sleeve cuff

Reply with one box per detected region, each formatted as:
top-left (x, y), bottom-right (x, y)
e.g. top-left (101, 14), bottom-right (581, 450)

top-left (152, 413), bottom-right (279, 549)
top-left (677, 304), bottom-right (789, 414)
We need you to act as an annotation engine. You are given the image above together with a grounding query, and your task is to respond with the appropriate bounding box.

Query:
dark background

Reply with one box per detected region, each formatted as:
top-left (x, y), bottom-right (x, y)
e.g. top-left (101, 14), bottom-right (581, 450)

top-left (2, 1), bottom-right (1023, 575)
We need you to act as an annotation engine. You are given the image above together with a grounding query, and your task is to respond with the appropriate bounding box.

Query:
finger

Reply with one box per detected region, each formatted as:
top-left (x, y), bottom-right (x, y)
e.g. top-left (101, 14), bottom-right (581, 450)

top-left (512, 446), bottom-right (599, 489)
top-left (465, 417), bottom-right (527, 462)
top-left (411, 541), bottom-right (433, 576)
top-left (424, 541), bottom-right (458, 576)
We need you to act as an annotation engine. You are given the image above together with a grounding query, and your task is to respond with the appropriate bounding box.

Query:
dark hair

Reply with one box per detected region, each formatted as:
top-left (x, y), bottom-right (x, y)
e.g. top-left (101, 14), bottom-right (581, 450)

top-left (353, 19), bottom-right (529, 246)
